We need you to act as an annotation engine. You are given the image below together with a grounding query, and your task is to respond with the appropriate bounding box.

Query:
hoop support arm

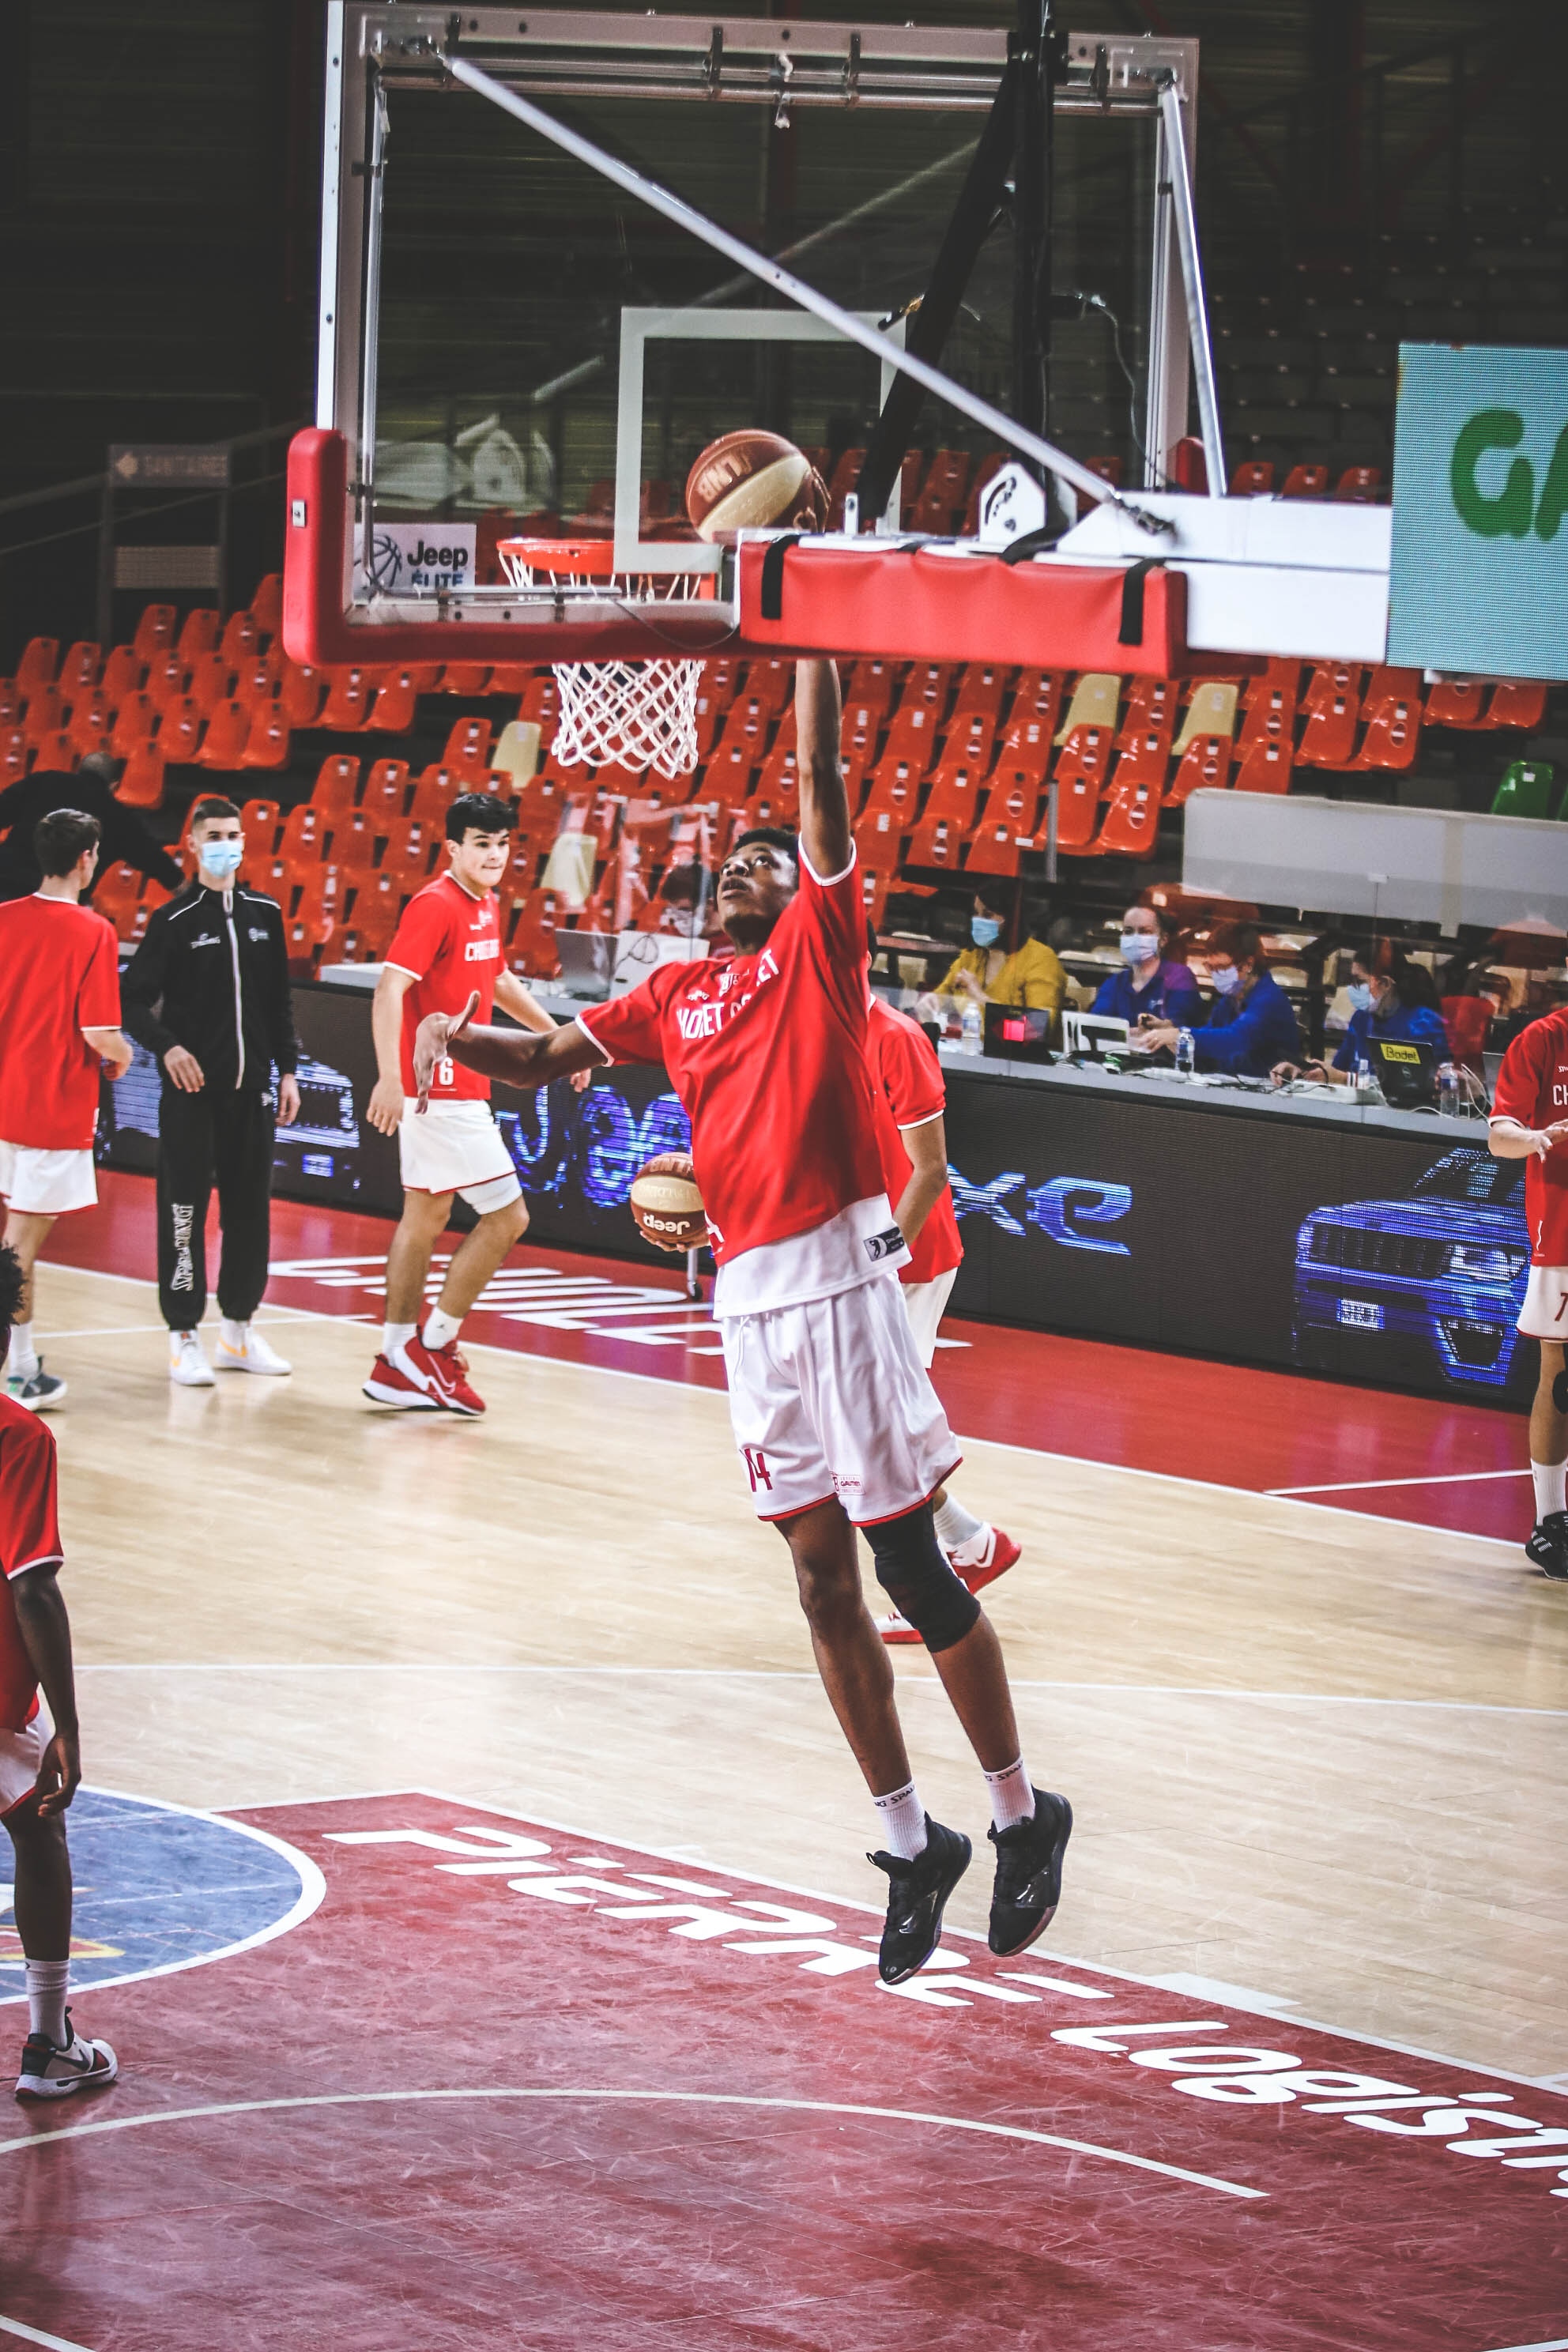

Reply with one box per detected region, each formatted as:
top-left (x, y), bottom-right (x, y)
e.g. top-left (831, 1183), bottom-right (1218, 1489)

top-left (439, 44), bottom-right (1172, 536)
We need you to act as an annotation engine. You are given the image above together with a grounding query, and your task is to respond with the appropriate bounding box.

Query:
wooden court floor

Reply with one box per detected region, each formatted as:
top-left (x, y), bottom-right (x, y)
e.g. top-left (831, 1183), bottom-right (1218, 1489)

top-left (26, 1254), bottom-right (1567, 2093)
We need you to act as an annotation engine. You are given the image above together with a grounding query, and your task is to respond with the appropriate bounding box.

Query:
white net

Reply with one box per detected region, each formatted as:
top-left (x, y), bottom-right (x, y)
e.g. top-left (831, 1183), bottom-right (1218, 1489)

top-left (497, 542), bottom-right (703, 779)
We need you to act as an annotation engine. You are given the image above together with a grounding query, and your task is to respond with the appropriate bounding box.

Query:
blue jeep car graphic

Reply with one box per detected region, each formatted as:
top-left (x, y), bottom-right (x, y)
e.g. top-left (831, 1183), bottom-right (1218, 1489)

top-left (1292, 1144), bottom-right (1532, 1396)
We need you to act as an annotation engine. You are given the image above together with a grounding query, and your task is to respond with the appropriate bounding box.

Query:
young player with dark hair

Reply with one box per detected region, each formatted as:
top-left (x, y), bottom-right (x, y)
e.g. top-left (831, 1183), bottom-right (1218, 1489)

top-left (122, 795), bottom-right (300, 1385)
top-left (863, 920), bottom-right (1019, 1642)
top-left (413, 665), bottom-right (1071, 1985)
top-left (0, 808), bottom-right (133, 1408)
top-left (0, 1240), bottom-right (116, 2099)
top-left (364, 792), bottom-right (588, 1415)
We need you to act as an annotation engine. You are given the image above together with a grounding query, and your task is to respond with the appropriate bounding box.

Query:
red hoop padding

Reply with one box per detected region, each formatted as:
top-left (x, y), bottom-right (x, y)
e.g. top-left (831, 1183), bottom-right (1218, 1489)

top-left (737, 538), bottom-right (1192, 676)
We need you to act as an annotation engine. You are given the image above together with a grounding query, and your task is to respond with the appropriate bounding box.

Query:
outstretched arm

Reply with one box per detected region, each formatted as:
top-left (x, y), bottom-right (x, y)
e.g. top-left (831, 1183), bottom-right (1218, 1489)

top-left (793, 658), bottom-right (850, 880)
top-left (415, 992), bottom-right (603, 1103)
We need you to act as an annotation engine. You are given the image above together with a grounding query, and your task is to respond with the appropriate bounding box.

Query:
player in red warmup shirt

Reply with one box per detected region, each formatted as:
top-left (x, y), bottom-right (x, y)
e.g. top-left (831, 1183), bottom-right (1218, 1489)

top-left (1488, 1003), bottom-right (1568, 1577)
top-left (0, 1242), bottom-right (117, 2098)
top-left (864, 948), bottom-right (1020, 1644)
top-left (363, 793), bottom-right (587, 1417)
top-left (413, 662), bottom-right (1071, 1984)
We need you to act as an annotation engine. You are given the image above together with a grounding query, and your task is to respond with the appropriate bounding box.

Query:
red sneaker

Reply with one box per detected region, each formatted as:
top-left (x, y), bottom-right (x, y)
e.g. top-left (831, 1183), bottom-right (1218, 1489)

top-left (875, 1609), bottom-right (922, 1646)
top-left (416, 1336), bottom-right (486, 1417)
top-left (362, 1351), bottom-right (443, 1410)
top-left (950, 1525), bottom-right (1021, 1596)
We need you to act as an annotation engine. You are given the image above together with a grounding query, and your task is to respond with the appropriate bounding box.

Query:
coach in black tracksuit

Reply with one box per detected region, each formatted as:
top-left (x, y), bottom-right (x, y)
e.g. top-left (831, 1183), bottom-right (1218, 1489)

top-left (122, 796), bottom-right (300, 1343)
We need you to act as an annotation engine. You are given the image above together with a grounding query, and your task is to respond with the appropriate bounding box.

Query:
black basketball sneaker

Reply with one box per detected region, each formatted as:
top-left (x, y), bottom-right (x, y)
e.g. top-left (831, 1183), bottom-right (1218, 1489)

top-left (987, 1788), bottom-right (1073, 1956)
top-left (868, 1817), bottom-right (972, 1984)
top-left (1525, 1511), bottom-right (1568, 1580)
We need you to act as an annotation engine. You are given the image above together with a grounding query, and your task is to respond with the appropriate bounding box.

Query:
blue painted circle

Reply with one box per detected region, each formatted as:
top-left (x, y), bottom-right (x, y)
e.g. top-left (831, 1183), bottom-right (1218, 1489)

top-left (3, 1788), bottom-right (307, 1999)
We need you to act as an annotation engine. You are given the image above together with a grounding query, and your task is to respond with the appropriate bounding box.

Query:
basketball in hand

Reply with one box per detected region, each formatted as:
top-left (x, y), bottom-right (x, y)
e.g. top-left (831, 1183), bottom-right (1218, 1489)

top-left (685, 432), bottom-right (828, 541)
top-left (630, 1153), bottom-right (708, 1251)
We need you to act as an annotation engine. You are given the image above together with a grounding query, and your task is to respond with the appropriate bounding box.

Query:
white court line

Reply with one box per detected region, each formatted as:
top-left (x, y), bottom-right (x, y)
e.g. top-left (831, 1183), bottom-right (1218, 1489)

top-left (35, 1310), bottom-right (372, 1340)
top-left (0, 1788), bottom-right (324, 2011)
top-left (47, 1262), bottom-right (1528, 1550)
top-left (0, 2084), bottom-right (1262, 2199)
top-left (1270, 1468), bottom-right (1532, 1497)
top-left (0, 2317), bottom-right (96, 2352)
top-left (1482, 2341), bottom-right (1568, 2351)
top-left (66, 1660), bottom-right (1568, 1719)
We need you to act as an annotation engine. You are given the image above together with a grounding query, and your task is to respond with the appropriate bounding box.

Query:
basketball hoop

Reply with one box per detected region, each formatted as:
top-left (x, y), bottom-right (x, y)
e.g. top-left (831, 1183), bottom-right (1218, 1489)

top-left (496, 536), bottom-right (707, 779)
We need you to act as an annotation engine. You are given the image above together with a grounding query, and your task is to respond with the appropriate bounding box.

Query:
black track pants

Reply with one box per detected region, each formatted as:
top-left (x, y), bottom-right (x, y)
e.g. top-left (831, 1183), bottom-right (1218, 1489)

top-left (157, 1086), bottom-right (276, 1330)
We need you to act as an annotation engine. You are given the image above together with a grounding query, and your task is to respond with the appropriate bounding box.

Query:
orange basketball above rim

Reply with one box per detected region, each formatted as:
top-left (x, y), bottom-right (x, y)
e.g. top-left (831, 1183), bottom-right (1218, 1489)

top-left (684, 431), bottom-right (829, 541)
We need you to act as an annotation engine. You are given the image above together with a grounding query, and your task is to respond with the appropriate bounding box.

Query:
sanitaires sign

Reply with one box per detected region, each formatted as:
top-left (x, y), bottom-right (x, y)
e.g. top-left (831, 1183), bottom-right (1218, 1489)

top-left (1389, 344), bottom-right (1568, 680)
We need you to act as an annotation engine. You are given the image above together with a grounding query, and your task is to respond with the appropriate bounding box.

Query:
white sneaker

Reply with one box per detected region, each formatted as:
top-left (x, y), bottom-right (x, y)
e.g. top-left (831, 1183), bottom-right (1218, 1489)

top-left (214, 1325), bottom-right (292, 1376)
top-left (17, 2013), bottom-right (119, 2101)
top-left (168, 1331), bottom-right (216, 1387)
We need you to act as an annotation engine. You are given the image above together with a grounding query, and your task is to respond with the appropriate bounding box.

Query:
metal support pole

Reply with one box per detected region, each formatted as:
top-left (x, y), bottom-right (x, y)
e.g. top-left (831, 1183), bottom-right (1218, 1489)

top-left (356, 72), bottom-right (390, 545)
top-left (1155, 78), bottom-right (1226, 499)
top-left (441, 47), bottom-right (1170, 534)
top-left (1045, 776), bottom-right (1059, 884)
top-left (95, 478), bottom-right (115, 650)
top-left (1012, 0), bottom-right (1056, 458)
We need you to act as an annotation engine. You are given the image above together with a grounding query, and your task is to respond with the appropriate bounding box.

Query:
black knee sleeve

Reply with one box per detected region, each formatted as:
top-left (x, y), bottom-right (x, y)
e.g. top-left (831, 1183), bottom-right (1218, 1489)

top-left (1554, 1364), bottom-right (1568, 1415)
top-left (866, 1503), bottom-right (981, 1653)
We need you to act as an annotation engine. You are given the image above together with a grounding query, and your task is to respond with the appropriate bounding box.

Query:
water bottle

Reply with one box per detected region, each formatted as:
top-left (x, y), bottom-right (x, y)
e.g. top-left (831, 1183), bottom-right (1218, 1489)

top-left (960, 1000), bottom-right (984, 1056)
top-left (1174, 1027), bottom-right (1195, 1080)
top-left (1438, 1061), bottom-right (1461, 1119)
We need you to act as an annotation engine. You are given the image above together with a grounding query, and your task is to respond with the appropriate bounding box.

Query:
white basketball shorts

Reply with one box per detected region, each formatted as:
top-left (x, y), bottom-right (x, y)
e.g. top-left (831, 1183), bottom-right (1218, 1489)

top-left (900, 1268), bottom-right (958, 1369)
top-left (721, 1270), bottom-right (961, 1526)
top-left (0, 1710), bottom-right (46, 1819)
top-left (398, 1102), bottom-right (522, 1213)
top-left (1517, 1264), bottom-right (1568, 1342)
top-left (0, 1140), bottom-right (96, 1218)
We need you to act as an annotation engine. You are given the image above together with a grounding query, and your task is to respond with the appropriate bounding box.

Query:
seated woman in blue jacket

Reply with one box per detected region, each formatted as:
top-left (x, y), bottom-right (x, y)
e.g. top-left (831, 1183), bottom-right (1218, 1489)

top-left (1133, 920), bottom-right (1301, 1076)
top-left (1091, 903), bottom-right (1204, 1031)
top-left (1272, 938), bottom-right (1449, 1084)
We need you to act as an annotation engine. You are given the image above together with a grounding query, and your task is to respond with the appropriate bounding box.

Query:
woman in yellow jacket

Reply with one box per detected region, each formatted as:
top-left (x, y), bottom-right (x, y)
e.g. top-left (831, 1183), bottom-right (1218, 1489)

top-left (930, 891), bottom-right (1069, 1038)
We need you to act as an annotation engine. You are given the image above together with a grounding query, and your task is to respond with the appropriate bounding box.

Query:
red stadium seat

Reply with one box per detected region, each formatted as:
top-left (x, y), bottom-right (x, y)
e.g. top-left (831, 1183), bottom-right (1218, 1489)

top-left (905, 814), bottom-right (964, 873)
top-left (158, 699), bottom-right (205, 763)
top-left (903, 662), bottom-right (956, 717)
top-left (1233, 741), bottom-right (1292, 794)
top-left (1109, 729), bottom-right (1173, 794)
top-left (963, 821), bottom-right (1026, 877)
top-left (1350, 697), bottom-right (1418, 772)
top-left (281, 804), bottom-right (327, 862)
top-left (1041, 763), bottom-right (1102, 851)
top-left (382, 816), bottom-right (439, 884)
top-left (1167, 735), bottom-right (1234, 804)
top-left (744, 658), bottom-right (793, 715)
top-left (312, 754), bottom-right (360, 814)
top-left (1334, 466), bottom-right (1383, 503)
top-left (144, 653), bottom-right (190, 713)
top-left (858, 758), bottom-right (922, 829)
top-left (60, 642), bottom-right (101, 695)
top-left (322, 665), bottom-right (379, 732)
top-left (239, 799), bottom-right (282, 852)
top-left (857, 807), bottom-right (910, 866)
top-left (67, 694), bottom-right (115, 761)
top-left (1297, 692), bottom-right (1359, 770)
top-left (1241, 658), bottom-right (1302, 710)
top-left (1119, 677), bottom-right (1178, 739)
top-left (176, 609), bottom-right (220, 661)
top-left (239, 704), bottom-right (291, 770)
top-left (22, 686), bottom-right (64, 746)
top-left (196, 699), bottom-right (252, 769)
top-left (1360, 665), bottom-right (1421, 717)
top-left (1479, 679), bottom-right (1549, 731)
top-left (436, 663), bottom-right (492, 696)
top-left (1238, 684), bottom-right (1296, 753)
top-left (1052, 723), bottom-right (1114, 798)
top-left (846, 658), bottom-right (900, 714)
top-left (950, 662), bottom-right (1012, 722)
top-left (109, 695), bottom-right (158, 759)
top-left (1302, 662), bottom-right (1363, 718)
top-left (443, 716), bottom-right (493, 775)
top-left (944, 709), bottom-right (997, 776)
top-left (117, 746), bottom-right (166, 810)
top-left (920, 763), bottom-right (987, 834)
top-left (368, 669), bottom-right (421, 733)
top-left (1229, 460), bottom-right (1275, 496)
top-left (1442, 994), bottom-right (1492, 1069)
top-left (702, 744), bottom-right (758, 804)
top-left (0, 729), bottom-right (26, 787)
top-left (16, 638), bottom-right (59, 694)
top-left (878, 701), bottom-right (940, 778)
top-left (507, 889), bottom-right (566, 981)
top-left (362, 760), bottom-right (410, 823)
top-left (986, 767), bottom-right (1042, 835)
top-left (28, 729), bottom-right (74, 772)
top-left (1091, 776), bottom-right (1162, 858)
top-left (220, 610), bottom-right (262, 667)
top-left (130, 608), bottom-right (176, 664)
top-left (249, 575), bottom-right (284, 636)
top-left (1423, 676), bottom-right (1484, 729)
top-left (1281, 464), bottom-right (1329, 499)
top-left (330, 809), bottom-right (379, 870)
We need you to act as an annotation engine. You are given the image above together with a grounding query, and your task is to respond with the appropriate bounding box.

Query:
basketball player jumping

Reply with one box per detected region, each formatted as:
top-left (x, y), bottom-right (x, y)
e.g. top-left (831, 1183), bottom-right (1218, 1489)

top-left (413, 660), bottom-right (1070, 1984)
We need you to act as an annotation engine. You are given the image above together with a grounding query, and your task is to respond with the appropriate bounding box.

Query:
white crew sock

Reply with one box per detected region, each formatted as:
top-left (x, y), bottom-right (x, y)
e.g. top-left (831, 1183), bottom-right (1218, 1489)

top-left (871, 1779), bottom-right (929, 1861)
top-left (383, 1321), bottom-right (418, 1356)
top-left (25, 1958), bottom-right (69, 2048)
top-left (423, 1307), bottom-right (462, 1351)
top-left (933, 1494), bottom-right (985, 1551)
top-left (984, 1755), bottom-right (1037, 1834)
top-left (9, 1320), bottom-right (37, 1375)
top-left (220, 1319), bottom-right (249, 1351)
top-left (1532, 1460), bottom-right (1568, 1521)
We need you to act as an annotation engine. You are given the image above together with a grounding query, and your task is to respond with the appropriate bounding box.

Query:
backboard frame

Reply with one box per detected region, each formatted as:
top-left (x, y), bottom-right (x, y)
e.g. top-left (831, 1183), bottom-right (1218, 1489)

top-left (294, 3), bottom-right (1204, 662)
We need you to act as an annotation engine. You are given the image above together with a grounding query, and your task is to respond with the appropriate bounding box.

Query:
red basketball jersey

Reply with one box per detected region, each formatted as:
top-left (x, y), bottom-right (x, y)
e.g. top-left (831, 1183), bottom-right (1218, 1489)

top-left (866, 994), bottom-right (962, 1287)
top-left (1491, 1005), bottom-right (1568, 1265)
top-left (386, 872), bottom-right (503, 1100)
top-left (0, 1395), bottom-right (62, 1731)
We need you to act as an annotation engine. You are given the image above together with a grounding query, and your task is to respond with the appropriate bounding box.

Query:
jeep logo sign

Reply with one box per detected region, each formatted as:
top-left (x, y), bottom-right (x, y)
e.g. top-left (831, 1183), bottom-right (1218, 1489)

top-left (356, 521), bottom-right (477, 594)
top-left (1389, 344), bottom-right (1568, 682)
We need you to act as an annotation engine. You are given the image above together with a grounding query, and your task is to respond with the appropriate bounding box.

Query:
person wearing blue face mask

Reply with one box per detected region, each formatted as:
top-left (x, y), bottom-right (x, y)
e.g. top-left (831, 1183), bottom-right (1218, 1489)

top-left (1090, 903), bottom-right (1204, 1032)
top-left (122, 795), bottom-right (300, 1385)
top-left (1272, 939), bottom-right (1449, 1086)
top-left (1133, 920), bottom-right (1301, 1076)
top-left (928, 891), bottom-right (1068, 1040)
